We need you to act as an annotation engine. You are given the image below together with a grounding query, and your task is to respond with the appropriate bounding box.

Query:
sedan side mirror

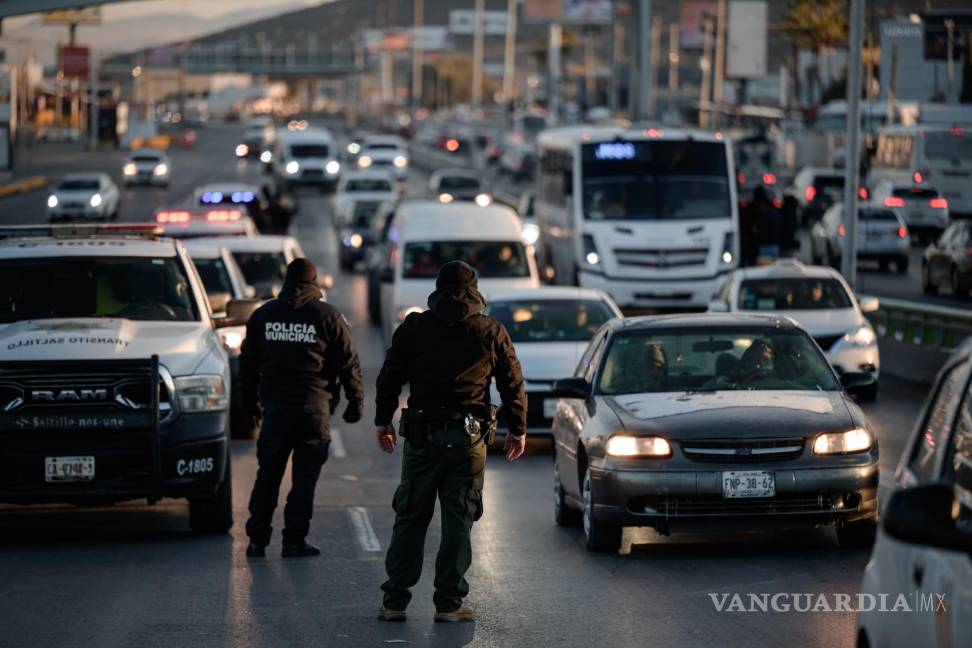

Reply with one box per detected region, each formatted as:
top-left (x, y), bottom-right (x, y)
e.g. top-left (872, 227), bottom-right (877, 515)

top-left (858, 296), bottom-right (880, 313)
top-left (840, 371), bottom-right (876, 398)
top-left (707, 299), bottom-right (729, 313)
top-left (225, 298), bottom-right (262, 326)
top-left (552, 377), bottom-right (590, 400)
top-left (208, 291), bottom-right (231, 315)
top-left (883, 484), bottom-right (972, 554)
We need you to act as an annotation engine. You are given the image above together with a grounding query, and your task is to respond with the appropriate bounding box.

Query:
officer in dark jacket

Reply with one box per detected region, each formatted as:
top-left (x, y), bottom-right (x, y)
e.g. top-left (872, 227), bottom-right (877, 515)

top-left (241, 258), bottom-right (364, 557)
top-left (374, 260), bottom-right (527, 623)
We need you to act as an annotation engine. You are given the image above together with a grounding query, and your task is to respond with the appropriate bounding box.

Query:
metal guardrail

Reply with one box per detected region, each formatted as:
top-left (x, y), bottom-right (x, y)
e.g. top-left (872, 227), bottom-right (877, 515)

top-left (865, 295), bottom-right (972, 351)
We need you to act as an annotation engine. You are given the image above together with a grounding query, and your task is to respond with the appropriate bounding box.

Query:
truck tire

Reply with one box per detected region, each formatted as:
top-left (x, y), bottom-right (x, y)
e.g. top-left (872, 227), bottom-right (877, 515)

top-left (189, 452), bottom-right (234, 534)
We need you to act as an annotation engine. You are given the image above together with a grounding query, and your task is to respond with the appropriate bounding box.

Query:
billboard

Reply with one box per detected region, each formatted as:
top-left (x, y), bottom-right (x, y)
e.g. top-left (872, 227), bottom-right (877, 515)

top-left (42, 8), bottom-right (102, 26)
top-left (680, 1), bottom-right (718, 50)
top-left (565, 0), bottom-right (611, 23)
top-left (726, 0), bottom-right (768, 79)
top-left (449, 10), bottom-right (507, 35)
top-left (58, 46), bottom-right (90, 80)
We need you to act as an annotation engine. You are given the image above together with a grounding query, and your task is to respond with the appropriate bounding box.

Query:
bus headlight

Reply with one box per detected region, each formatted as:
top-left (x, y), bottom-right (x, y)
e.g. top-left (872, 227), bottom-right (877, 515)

top-left (173, 375), bottom-right (228, 412)
top-left (720, 232), bottom-right (735, 267)
top-left (582, 234), bottom-right (600, 267)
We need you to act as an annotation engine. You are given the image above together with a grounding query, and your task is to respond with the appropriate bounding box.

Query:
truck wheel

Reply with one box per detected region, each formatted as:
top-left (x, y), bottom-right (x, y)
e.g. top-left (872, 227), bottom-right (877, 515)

top-left (554, 457), bottom-right (581, 527)
top-left (837, 516), bottom-right (876, 549)
top-left (189, 453), bottom-right (234, 534)
top-left (582, 467), bottom-right (622, 552)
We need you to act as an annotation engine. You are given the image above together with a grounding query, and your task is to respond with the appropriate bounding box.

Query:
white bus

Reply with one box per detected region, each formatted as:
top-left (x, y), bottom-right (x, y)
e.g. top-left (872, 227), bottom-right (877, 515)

top-left (870, 125), bottom-right (972, 217)
top-left (534, 125), bottom-right (739, 310)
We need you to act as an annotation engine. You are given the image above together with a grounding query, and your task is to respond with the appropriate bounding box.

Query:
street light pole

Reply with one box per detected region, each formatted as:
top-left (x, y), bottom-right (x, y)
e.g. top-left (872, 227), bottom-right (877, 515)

top-left (471, 0), bottom-right (485, 109)
top-left (411, 0), bottom-right (423, 108)
top-left (841, 0), bottom-right (865, 290)
top-left (637, 0), bottom-right (653, 121)
top-left (502, 0), bottom-right (517, 107)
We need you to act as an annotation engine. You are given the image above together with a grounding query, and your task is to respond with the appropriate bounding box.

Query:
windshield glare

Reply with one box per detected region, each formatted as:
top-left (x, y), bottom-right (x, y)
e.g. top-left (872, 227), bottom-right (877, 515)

top-left (599, 329), bottom-right (838, 394)
top-left (402, 241), bottom-right (529, 279)
top-left (487, 299), bottom-right (614, 343)
top-left (0, 257), bottom-right (199, 323)
top-left (582, 141), bottom-right (730, 220)
top-left (232, 251), bottom-right (287, 285)
top-left (738, 278), bottom-right (852, 311)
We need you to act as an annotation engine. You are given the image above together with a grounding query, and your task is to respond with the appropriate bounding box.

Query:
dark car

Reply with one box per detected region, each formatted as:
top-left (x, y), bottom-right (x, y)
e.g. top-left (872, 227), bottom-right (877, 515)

top-left (550, 313), bottom-right (879, 553)
top-left (922, 221), bottom-right (972, 298)
top-left (338, 199), bottom-right (386, 271)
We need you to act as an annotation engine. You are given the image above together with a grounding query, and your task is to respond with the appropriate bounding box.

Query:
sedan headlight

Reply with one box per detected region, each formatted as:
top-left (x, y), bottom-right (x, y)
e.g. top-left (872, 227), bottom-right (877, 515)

top-left (393, 155), bottom-right (408, 168)
top-left (474, 193), bottom-right (492, 207)
top-left (89, 193), bottom-right (103, 208)
top-left (347, 142), bottom-right (361, 155)
top-left (438, 192), bottom-right (454, 204)
top-left (235, 143), bottom-right (249, 157)
top-left (47, 195), bottom-right (58, 208)
top-left (606, 434), bottom-right (672, 458)
top-left (358, 155), bottom-right (372, 168)
top-left (153, 163), bottom-right (168, 176)
top-left (285, 160), bottom-right (300, 175)
top-left (173, 375), bottom-right (228, 412)
top-left (326, 160), bottom-right (341, 175)
top-left (349, 233), bottom-right (364, 249)
top-left (842, 324), bottom-right (876, 347)
top-left (123, 162), bottom-right (137, 176)
top-left (259, 150), bottom-right (273, 163)
top-left (813, 428), bottom-right (872, 455)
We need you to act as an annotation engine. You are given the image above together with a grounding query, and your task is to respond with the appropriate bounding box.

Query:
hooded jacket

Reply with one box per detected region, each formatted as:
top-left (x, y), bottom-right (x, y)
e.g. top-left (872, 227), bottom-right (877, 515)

top-left (240, 276), bottom-right (364, 417)
top-left (375, 261), bottom-right (527, 436)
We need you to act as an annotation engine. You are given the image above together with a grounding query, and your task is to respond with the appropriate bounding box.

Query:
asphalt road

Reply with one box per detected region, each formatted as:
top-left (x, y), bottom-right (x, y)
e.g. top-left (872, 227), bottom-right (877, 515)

top-left (0, 124), bottom-right (935, 648)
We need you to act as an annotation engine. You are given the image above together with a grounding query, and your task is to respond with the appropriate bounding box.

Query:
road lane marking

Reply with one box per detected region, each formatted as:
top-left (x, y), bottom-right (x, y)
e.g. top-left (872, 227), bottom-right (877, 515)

top-left (330, 428), bottom-right (347, 459)
top-left (348, 507), bottom-right (382, 552)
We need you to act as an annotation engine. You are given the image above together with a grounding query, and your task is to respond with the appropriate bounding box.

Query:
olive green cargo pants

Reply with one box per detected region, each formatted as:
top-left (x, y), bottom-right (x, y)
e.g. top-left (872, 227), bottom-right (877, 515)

top-left (381, 440), bottom-right (487, 613)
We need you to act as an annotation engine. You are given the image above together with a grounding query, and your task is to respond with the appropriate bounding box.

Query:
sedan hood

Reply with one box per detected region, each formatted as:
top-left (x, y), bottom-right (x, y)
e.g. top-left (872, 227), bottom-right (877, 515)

top-left (606, 390), bottom-right (854, 439)
top-left (513, 341), bottom-right (588, 383)
top-left (0, 319), bottom-right (220, 377)
top-left (764, 308), bottom-right (859, 336)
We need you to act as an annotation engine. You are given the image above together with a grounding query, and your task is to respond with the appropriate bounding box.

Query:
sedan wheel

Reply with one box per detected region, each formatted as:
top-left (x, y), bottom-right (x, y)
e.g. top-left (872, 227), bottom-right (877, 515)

top-left (582, 467), bottom-right (622, 553)
top-left (554, 458), bottom-right (580, 527)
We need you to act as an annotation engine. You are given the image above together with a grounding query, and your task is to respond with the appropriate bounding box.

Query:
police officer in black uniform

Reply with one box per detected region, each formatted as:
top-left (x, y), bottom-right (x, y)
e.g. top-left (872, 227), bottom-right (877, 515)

top-left (374, 260), bottom-right (527, 622)
top-left (241, 258), bottom-right (364, 557)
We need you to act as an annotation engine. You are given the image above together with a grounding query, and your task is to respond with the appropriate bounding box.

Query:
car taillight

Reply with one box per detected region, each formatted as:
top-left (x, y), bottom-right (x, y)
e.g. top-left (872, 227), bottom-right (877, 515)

top-left (930, 198), bottom-right (948, 209)
top-left (897, 226), bottom-right (908, 238)
top-left (762, 172), bottom-right (777, 185)
top-left (805, 186), bottom-right (816, 202)
top-left (772, 198), bottom-right (782, 208)
top-left (858, 187), bottom-right (869, 200)
top-left (837, 224), bottom-right (846, 237)
top-left (884, 197), bottom-right (905, 208)
top-left (206, 210), bottom-right (241, 222)
top-left (737, 172), bottom-right (746, 184)
top-left (156, 211), bottom-right (191, 223)
top-left (913, 170), bottom-right (925, 184)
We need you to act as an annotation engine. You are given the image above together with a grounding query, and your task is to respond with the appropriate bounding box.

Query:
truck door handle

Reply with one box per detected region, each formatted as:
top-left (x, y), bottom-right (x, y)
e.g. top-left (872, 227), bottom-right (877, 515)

top-left (912, 560), bottom-right (924, 586)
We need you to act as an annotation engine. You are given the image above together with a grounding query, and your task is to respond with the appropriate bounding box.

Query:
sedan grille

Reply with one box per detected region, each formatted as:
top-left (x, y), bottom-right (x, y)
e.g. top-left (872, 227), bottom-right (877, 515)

top-left (630, 493), bottom-right (844, 516)
top-left (681, 437), bottom-right (804, 463)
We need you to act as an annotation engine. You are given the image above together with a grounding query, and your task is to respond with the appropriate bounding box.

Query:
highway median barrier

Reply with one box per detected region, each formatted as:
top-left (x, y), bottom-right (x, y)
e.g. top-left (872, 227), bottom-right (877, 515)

top-left (0, 175), bottom-right (46, 198)
top-left (865, 295), bottom-right (971, 384)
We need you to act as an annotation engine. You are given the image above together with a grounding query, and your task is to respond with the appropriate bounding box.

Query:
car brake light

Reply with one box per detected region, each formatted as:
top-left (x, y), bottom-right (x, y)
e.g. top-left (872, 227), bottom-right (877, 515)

top-left (913, 170), bottom-right (923, 183)
top-left (772, 198), bottom-right (782, 208)
top-left (156, 211), bottom-right (191, 223)
top-left (805, 186), bottom-right (816, 202)
top-left (897, 226), bottom-right (908, 238)
top-left (883, 197), bottom-right (905, 208)
top-left (837, 224), bottom-right (846, 237)
top-left (930, 198), bottom-right (948, 209)
top-left (762, 172), bottom-right (777, 185)
top-left (858, 187), bottom-right (868, 200)
top-left (206, 210), bottom-right (241, 222)
top-left (445, 138), bottom-right (460, 152)
top-left (737, 172), bottom-right (746, 184)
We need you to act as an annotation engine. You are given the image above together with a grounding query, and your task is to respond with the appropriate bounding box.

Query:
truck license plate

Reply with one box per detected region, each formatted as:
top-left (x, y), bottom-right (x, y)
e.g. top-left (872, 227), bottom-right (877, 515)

top-left (722, 470), bottom-right (775, 498)
top-left (45, 456), bottom-right (95, 482)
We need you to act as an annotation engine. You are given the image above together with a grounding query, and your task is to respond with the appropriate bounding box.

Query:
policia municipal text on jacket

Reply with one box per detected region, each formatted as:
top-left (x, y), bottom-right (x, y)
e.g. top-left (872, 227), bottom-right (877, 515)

top-left (374, 260), bottom-right (527, 622)
top-left (240, 258), bottom-right (364, 558)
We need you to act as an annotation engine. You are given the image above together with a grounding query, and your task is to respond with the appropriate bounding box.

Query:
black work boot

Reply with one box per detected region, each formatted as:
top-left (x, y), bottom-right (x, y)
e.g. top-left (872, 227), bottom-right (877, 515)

top-left (282, 541), bottom-right (320, 558)
top-left (246, 541), bottom-right (266, 557)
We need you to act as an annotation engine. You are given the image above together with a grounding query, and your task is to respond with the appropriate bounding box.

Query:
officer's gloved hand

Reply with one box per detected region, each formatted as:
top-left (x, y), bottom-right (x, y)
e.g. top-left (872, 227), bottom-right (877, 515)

top-left (342, 402), bottom-right (363, 424)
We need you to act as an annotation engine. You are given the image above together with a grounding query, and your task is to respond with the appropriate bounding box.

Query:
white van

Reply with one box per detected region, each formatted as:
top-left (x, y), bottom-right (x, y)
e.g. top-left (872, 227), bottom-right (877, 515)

top-left (273, 127), bottom-right (341, 190)
top-left (379, 201), bottom-right (540, 342)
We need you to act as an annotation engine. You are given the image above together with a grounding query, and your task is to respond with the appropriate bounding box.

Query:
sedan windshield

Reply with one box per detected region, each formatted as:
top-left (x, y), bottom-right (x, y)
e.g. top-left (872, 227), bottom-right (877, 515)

top-left (486, 299), bottom-right (615, 343)
top-left (193, 258), bottom-right (233, 296)
top-left (59, 179), bottom-right (99, 191)
top-left (0, 257), bottom-right (199, 323)
top-left (599, 329), bottom-right (838, 394)
top-left (346, 179), bottom-right (392, 192)
top-left (232, 251), bottom-right (287, 285)
top-left (738, 278), bottom-right (852, 311)
top-left (403, 241), bottom-right (529, 279)
top-left (439, 176), bottom-right (480, 191)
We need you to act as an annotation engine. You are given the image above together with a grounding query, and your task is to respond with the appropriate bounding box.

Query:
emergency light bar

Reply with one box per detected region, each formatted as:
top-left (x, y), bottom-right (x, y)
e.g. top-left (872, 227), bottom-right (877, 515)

top-left (155, 209), bottom-right (243, 224)
top-left (0, 224), bottom-right (164, 240)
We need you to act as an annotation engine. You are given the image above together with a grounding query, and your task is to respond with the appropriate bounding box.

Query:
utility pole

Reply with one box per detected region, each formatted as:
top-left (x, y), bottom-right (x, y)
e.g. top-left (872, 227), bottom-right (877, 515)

top-left (502, 0), bottom-right (517, 107)
top-left (841, 0), bottom-right (865, 290)
top-left (471, 0), bottom-right (485, 109)
top-left (887, 44), bottom-right (898, 126)
top-left (946, 18), bottom-right (955, 89)
top-left (668, 23), bottom-right (680, 115)
top-left (713, 0), bottom-right (726, 108)
top-left (88, 49), bottom-right (97, 148)
top-left (699, 16), bottom-right (714, 127)
top-left (648, 16), bottom-right (661, 118)
top-left (411, 0), bottom-right (423, 108)
top-left (637, 0), bottom-right (652, 120)
top-left (549, 22), bottom-right (562, 125)
top-left (608, 2), bottom-right (618, 115)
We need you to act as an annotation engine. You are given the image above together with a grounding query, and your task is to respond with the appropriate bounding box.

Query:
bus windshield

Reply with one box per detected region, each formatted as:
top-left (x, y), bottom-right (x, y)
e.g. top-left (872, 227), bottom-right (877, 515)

top-left (581, 141), bottom-right (731, 221)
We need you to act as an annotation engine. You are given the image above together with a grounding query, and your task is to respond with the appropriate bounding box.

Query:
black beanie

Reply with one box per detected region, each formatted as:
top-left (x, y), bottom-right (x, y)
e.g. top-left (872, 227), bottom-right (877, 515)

top-left (435, 260), bottom-right (478, 290)
top-left (284, 258), bottom-right (318, 285)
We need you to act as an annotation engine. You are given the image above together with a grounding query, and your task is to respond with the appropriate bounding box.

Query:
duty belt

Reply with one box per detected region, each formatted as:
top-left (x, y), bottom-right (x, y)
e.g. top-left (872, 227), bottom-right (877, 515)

top-left (401, 406), bottom-right (496, 449)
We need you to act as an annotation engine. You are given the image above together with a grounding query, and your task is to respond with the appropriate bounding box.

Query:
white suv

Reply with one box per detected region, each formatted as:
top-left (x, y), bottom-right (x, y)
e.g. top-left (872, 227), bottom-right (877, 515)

top-left (0, 224), bottom-right (242, 533)
top-left (709, 259), bottom-right (880, 399)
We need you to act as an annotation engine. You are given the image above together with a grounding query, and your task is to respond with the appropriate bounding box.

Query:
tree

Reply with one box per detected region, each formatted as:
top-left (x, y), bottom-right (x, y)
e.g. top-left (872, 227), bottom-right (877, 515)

top-left (784, 0), bottom-right (848, 105)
